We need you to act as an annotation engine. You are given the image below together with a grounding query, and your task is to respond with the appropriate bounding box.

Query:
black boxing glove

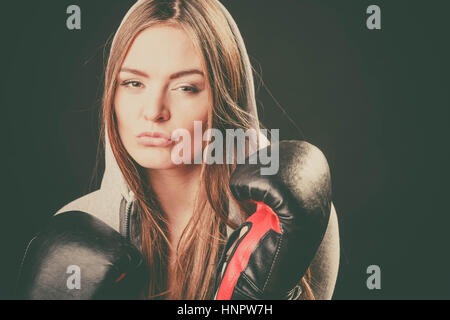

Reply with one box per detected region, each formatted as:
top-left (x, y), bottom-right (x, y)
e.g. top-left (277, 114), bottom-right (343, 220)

top-left (15, 211), bottom-right (148, 300)
top-left (215, 140), bottom-right (332, 299)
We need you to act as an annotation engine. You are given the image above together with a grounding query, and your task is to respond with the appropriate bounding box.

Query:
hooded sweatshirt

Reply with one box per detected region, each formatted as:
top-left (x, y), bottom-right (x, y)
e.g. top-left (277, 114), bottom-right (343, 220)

top-left (55, 0), bottom-right (340, 299)
top-left (54, 114), bottom-right (340, 300)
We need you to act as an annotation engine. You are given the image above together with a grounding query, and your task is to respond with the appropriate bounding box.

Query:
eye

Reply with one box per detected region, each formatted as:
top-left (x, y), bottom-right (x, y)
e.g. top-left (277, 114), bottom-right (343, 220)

top-left (178, 86), bottom-right (199, 94)
top-left (120, 80), bottom-right (144, 89)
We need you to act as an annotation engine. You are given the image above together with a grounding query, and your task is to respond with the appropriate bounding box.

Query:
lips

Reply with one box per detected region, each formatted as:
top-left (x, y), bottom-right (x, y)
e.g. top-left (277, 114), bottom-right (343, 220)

top-left (136, 131), bottom-right (173, 147)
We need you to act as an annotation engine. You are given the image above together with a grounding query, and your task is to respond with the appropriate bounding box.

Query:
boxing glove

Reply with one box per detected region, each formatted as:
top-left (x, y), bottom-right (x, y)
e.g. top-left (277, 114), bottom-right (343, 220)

top-left (215, 140), bottom-right (332, 299)
top-left (15, 211), bottom-right (148, 300)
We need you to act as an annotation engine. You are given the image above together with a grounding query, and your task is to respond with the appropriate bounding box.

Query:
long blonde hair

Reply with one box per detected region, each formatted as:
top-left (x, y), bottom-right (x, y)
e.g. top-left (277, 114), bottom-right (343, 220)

top-left (98, 0), bottom-right (313, 299)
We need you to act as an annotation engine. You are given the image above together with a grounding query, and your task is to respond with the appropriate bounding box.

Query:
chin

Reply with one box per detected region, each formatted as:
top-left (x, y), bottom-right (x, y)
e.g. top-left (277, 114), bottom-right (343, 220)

top-left (130, 148), bottom-right (177, 170)
top-left (140, 162), bottom-right (178, 170)
top-left (136, 158), bottom-right (178, 170)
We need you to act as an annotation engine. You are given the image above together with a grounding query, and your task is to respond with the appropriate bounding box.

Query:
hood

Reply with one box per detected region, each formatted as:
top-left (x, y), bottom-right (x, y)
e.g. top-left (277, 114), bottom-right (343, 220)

top-left (56, 1), bottom-right (339, 300)
top-left (99, 0), bottom-right (268, 215)
top-left (56, 0), bottom-right (268, 232)
top-left (97, 0), bottom-right (145, 204)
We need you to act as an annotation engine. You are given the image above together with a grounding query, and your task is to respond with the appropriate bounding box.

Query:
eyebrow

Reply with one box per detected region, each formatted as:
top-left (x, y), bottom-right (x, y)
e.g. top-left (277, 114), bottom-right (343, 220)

top-left (119, 67), bottom-right (204, 80)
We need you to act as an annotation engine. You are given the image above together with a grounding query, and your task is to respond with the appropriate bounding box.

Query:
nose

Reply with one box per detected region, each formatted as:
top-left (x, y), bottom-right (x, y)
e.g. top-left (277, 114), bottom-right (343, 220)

top-left (142, 90), bottom-right (170, 122)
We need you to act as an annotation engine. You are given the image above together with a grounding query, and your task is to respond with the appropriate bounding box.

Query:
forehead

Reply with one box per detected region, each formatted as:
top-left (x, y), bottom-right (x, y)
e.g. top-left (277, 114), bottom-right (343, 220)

top-left (121, 24), bottom-right (203, 76)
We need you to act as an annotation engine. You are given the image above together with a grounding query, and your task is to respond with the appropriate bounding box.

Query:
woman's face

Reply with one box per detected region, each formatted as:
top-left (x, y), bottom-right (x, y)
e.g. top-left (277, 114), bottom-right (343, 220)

top-left (114, 24), bottom-right (211, 170)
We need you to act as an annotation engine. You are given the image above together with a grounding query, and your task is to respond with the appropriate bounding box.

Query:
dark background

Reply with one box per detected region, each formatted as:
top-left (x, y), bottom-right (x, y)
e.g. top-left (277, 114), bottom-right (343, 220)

top-left (1, 0), bottom-right (449, 299)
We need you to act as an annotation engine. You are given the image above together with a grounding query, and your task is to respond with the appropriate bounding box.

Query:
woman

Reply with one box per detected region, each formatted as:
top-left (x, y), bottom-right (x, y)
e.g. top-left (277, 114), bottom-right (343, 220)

top-left (54, 0), bottom-right (340, 300)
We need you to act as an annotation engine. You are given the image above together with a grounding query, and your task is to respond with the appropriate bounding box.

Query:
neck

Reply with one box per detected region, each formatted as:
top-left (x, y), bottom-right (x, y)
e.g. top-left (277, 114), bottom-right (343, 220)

top-left (146, 165), bottom-right (203, 243)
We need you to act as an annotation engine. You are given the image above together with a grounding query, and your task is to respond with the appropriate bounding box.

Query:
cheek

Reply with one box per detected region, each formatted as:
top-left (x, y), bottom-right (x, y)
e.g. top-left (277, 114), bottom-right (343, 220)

top-left (187, 103), bottom-right (211, 160)
top-left (114, 92), bottom-right (136, 132)
top-left (114, 100), bottom-right (139, 155)
top-left (179, 92), bottom-right (211, 127)
top-left (170, 97), bottom-right (210, 164)
top-left (180, 102), bottom-right (209, 138)
top-left (114, 105), bottom-right (127, 140)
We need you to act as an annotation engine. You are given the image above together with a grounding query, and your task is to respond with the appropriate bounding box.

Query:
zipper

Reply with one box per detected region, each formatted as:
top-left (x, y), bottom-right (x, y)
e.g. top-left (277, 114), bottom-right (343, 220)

top-left (125, 200), bottom-right (132, 241)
